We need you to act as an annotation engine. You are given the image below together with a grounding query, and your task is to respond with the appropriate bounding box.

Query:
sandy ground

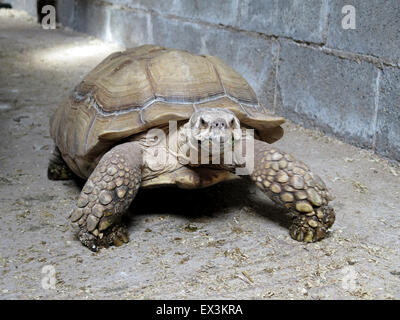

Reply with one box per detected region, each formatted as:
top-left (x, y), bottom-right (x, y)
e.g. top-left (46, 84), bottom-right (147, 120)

top-left (0, 9), bottom-right (400, 300)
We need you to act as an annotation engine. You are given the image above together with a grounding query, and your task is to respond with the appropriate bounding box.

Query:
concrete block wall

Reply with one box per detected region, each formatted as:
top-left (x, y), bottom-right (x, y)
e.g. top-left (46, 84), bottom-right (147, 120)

top-left (8, 0), bottom-right (400, 162)
top-left (6, 0), bottom-right (36, 17)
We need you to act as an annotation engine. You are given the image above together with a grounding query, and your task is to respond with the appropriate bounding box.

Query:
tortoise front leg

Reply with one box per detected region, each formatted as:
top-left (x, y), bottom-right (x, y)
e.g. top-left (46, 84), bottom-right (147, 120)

top-left (69, 142), bottom-right (142, 251)
top-left (250, 140), bottom-right (335, 242)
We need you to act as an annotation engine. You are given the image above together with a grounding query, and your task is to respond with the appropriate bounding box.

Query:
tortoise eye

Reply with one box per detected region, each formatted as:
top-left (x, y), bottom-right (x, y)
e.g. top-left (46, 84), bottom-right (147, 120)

top-left (230, 119), bottom-right (235, 127)
top-left (200, 117), bottom-right (207, 127)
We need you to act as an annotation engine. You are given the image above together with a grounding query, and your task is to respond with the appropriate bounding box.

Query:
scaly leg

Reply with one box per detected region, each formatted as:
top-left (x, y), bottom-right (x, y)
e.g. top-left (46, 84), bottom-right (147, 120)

top-left (69, 142), bottom-right (142, 251)
top-left (250, 139), bottom-right (335, 242)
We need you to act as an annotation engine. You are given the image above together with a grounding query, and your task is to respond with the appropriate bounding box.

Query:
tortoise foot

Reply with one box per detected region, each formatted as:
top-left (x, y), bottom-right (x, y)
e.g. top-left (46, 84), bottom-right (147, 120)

top-left (78, 224), bottom-right (129, 252)
top-left (289, 205), bottom-right (335, 242)
top-left (47, 147), bottom-right (74, 180)
top-left (98, 224), bottom-right (130, 248)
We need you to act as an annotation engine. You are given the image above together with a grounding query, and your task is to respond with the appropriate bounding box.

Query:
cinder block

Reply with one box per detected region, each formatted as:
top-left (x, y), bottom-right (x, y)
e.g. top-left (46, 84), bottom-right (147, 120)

top-left (276, 40), bottom-right (379, 148)
top-left (111, 0), bottom-right (240, 26)
top-left (375, 68), bottom-right (400, 161)
top-left (107, 7), bottom-right (151, 46)
top-left (151, 14), bottom-right (203, 53)
top-left (327, 0), bottom-right (400, 63)
top-left (74, 1), bottom-right (151, 47)
top-left (237, 0), bottom-right (329, 43)
top-left (151, 14), bottom-right (279, 110)
top-left (57, 0), bottom-right (75, 28)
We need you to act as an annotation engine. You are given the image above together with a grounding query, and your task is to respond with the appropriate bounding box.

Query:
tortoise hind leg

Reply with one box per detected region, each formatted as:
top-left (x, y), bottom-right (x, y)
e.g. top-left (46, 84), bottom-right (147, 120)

top-left (69, 142), bottom-right (142, 251)
top-left (48, 147), bottom-right (75, 180)
top-left (250, 139), bottom-right (335, 242)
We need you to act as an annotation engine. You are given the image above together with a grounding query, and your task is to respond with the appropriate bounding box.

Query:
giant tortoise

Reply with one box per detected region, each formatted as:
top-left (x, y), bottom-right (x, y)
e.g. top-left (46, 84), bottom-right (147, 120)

top-left (49, 45), bottom-right (335, 251)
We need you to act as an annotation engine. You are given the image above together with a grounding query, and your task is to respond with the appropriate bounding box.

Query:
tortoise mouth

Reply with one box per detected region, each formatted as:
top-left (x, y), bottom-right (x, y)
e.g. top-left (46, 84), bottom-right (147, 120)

top-left (196, 137), bottom-right (234, 152)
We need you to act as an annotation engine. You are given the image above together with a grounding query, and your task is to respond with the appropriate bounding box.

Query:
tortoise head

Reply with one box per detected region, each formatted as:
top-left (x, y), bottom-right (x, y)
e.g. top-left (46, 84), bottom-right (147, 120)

top-left (182, 107), bottom-right (244, 165)
top-left (188, 107), bottom-right (241, 148)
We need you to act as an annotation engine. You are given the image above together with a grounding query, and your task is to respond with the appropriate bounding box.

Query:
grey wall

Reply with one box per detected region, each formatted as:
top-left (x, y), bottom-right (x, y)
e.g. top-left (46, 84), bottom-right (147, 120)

top-left (7, 0), bottom-right (36, 17)
top-left (10, 0), bottom-right (400, 162)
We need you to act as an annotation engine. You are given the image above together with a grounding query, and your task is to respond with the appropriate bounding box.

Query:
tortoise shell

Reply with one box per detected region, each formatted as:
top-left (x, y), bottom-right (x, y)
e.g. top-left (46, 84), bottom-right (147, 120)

top-left (50, 45), bottom-right (285, 178)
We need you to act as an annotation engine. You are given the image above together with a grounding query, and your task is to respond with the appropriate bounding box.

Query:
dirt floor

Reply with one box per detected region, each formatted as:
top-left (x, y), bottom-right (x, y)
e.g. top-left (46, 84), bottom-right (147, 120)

top-left (0, 9), bottom-right (400, 300)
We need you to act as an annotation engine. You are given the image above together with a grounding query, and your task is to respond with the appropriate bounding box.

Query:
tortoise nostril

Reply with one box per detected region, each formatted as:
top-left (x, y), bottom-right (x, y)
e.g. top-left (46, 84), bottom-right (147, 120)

top-left (212, 119), bottom-right (226, 129)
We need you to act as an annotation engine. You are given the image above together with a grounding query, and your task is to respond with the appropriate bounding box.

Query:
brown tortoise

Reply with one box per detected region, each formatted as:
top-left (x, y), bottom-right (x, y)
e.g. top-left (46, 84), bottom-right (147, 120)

top-left (48, 45), bottom-right (335, 251)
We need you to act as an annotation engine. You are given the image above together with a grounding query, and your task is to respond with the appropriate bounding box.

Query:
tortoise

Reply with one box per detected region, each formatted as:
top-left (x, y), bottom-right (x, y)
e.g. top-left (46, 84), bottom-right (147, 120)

top-left (49, 44), bottom-right (335, 251)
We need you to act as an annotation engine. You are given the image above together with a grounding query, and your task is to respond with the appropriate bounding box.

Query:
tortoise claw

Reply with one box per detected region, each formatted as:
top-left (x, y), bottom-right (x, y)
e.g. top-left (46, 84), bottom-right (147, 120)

top-left (78, 229), bottom-right (99, 251)
top-left (77, 224), bottom-right (129, 251)
top-left (89, 243), bottom-right (99, 252)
